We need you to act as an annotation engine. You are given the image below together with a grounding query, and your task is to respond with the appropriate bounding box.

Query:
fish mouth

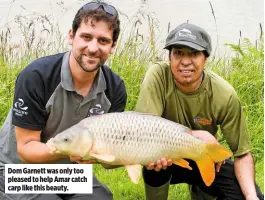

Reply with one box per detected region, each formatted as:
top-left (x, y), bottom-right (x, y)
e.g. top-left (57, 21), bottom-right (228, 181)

top-left (46, 139), bottom-right (59, 154)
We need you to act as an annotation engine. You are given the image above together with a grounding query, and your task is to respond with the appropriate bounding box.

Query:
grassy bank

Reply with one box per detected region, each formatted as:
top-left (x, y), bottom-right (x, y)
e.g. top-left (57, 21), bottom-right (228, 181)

top-left (0, 26), bottom-right (263, 200)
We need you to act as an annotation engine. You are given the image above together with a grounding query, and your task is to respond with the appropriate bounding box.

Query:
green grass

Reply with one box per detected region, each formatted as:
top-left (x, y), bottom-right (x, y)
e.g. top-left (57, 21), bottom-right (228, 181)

top-left (0, 58), bottom-right (22, 124)
top-left (93, 164), bottom-right (191, 200)
top-left (0, 24), bottom-right (263, 199)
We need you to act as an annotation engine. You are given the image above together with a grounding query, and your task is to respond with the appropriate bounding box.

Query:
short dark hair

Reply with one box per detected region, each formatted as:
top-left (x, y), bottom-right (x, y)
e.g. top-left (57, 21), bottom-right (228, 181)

top-left (72, 5), bottom-right (120, 44)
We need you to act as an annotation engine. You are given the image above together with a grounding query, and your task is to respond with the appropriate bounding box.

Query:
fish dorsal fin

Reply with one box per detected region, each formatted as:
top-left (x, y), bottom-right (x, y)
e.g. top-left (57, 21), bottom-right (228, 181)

top-left (133, 111), bottom-right (156, 116)
top-left (173, 159), bottom-right (192, 170)
top-left (195, 154), bottom-right (215, 186)
top-left (88, 152), bottom-right (116, 163)
top-left (125, 165), bottom-right (142, 184)
top-left (120, 111), bottom-right (157, 116)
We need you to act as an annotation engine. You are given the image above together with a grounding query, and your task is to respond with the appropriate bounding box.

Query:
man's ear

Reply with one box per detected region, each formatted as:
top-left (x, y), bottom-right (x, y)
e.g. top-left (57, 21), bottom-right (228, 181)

top-left (110, 42), bottom-right (117, 54)
top-left (68, 29), bottom-right (74, 45)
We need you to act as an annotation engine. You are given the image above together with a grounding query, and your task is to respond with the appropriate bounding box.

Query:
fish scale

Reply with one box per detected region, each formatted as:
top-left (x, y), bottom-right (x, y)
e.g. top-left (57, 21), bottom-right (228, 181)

top-left (81, 112), bottom-right (203, 165)
top-left (47, 111), bottom-right (232, 186)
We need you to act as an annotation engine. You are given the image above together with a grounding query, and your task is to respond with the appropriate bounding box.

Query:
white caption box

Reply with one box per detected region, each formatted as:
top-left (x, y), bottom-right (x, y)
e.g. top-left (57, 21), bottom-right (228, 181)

top-left (5, 164), bottom-right (93, 194)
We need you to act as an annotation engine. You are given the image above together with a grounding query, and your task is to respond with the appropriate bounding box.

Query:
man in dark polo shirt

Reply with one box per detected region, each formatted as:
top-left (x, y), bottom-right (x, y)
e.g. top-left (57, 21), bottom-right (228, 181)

top-left (0, 2), bottom-right (126, 200)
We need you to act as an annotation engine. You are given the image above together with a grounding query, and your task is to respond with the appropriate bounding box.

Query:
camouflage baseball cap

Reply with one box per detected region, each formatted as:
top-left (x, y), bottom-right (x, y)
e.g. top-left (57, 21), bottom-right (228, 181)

top-left (164, 23), bottom-right (212, 56)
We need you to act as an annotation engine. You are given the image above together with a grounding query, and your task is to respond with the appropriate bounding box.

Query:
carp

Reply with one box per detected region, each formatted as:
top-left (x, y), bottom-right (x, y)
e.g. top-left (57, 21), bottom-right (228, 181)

top-left (46, 111), bottom-right (232, 186)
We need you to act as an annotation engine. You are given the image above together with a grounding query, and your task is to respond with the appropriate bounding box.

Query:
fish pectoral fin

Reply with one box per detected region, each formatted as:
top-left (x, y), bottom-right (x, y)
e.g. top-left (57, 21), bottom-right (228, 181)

top-left (173, 159), bottom-right (192, 170)
top-left (125, 165), bottom-right (142, 184)
top-left (195, 155), bottom-right (215, 187)
top-left (88, 153), bottom-right (116, 162)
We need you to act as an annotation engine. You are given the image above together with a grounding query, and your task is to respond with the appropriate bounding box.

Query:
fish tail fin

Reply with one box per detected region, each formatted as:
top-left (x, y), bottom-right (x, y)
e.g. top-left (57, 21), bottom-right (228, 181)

top-left (195, 143), bottom-right (232, 186)
top-left (205, 143), bottom-right (233, 163)
top-left (195, 154), bottom-right (215, 186)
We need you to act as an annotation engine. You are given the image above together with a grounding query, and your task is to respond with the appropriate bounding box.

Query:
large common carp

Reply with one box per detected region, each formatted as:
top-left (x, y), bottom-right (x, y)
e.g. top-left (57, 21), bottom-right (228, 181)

top-left (46, 111), bottom-right (232, 186)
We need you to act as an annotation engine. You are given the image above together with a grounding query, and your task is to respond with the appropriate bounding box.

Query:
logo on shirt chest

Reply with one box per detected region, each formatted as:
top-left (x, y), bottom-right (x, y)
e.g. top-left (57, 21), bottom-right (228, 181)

top-left (193, 116), bottom-right (212, 125)
top-left (87, 104), bottom-right (105, 117)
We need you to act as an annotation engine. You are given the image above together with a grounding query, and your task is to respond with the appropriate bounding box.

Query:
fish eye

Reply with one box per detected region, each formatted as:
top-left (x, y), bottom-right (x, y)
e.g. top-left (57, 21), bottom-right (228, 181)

top-left (64, 138), bottom-right (68, 142)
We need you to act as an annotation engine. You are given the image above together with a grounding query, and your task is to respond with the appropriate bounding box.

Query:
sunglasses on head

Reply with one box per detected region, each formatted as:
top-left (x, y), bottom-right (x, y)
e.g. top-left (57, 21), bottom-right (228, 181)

top-left (82, 2), bottom-right (118, 17)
